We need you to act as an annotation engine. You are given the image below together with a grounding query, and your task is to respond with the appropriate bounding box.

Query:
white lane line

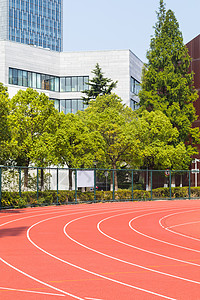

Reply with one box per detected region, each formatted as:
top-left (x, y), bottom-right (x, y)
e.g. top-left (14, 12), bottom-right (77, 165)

top-left (0, 286), bottom-right (65, 297)
top-left (0, 209), bottom-right (119, 300)
top-left (159, 211), bottom-right (200, 242)
top-left (97, 211), bottom-right (200, 267)
top-left (65, 212), bottom-right (200, 284)
top-left (27, 211), bottom-right (176, 299)
top-left (129, 209), bottom-right (200, 254)
top-left (168, 220), bottom-right (200, 229)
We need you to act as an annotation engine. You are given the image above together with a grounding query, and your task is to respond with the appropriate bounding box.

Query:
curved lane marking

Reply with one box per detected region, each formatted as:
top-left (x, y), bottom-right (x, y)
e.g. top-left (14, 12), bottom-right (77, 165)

top-left (129, 209), bottom-right (200, 254)
top-left (27, 210), bottom-right (176, 300)
top-left (159, 211), bottom-right (200, 242)
top-left (0, 286), bottom-right (65, 297)
top-left (97, 211), bottom-right (200, 267)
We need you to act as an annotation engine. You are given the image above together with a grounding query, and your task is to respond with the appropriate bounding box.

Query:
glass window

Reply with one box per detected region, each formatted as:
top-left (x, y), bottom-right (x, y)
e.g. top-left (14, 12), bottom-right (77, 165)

top-left (12, 69), bottom-right (18, 85)
top-left (65, 77), bottom-right (71, 92)
top-left (55, 77), bottom-right (59, 92)
top-left (65, 100), bottom-right (71, 114)
top-left (9, 68), bottom-right (13, 84)
top-left (37, 73), bottom-right (41, 89)
top-left (28, 72), bottom-right (32, 87)
top-left (22, 70), bottom-right (28, 86)
top-left (72, 99), bottom-right (78, 114)
top-left (54, 99), bottom-right (59, 111)
top-left (60, 100), bottom-right (65, 114)
top-left (72, 77), bottom-right (78, 92)
top-left (78, 100), bottom-right (84, 112)
top-left (18, 70), bottom-right (23, 86)
top-left (50, 77), bottom-right (55, 91)
top-left (60, 77), bottom-right (65, 92)
top-left (83, 76), bottom-right (89, 90)
top-left (32, 72), bottom-right (37, 88)
top-left (77, 77), bottom-right (83, 92)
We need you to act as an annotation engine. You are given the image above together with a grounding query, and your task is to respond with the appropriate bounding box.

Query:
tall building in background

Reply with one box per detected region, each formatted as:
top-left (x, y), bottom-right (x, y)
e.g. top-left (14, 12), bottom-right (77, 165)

top-left (0, 0), bottom-right (63, 51)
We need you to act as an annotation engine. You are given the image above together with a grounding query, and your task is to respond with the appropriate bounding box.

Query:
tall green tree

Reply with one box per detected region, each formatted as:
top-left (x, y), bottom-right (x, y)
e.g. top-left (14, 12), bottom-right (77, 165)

top-left (78, 94), bottom-right (141, 190)
top-left (49, 112), bottom-right (104, 190)
top-left (82, 63), bottom-right (117, 104)
top-left (139, 2), bottom-right (199, 156)
top-left (8, 88), bottom-right (60, 187)
top-left (135, 110), bottom-right (193, 171)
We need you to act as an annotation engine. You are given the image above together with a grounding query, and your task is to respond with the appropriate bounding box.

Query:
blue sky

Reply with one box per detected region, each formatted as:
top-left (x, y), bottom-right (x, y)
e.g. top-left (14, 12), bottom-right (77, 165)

top-left (63, 0), bottom-right (200, 63)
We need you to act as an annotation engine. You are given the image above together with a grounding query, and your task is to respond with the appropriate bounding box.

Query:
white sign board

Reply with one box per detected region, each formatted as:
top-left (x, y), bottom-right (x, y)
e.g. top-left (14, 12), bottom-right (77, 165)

top-left (77, 170), bottom-right (94, 188)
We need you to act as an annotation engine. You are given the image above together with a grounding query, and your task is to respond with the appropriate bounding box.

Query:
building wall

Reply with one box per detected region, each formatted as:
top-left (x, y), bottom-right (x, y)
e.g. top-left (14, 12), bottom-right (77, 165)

top-left (1, 41), bottom-right (143, 109)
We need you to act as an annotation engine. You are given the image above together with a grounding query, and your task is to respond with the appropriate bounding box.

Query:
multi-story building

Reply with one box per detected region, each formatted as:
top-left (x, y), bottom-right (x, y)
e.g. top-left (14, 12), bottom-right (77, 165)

top-left (0, 0), bottom-right (143, 113)
top-left (0, 0), bottom-right (63, 52)
top-left (1, 40), bottom-right (143, 113)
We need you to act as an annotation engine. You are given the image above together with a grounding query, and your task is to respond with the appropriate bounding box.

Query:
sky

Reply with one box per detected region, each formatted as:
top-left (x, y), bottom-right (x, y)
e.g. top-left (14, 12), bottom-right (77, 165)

top-left (63, 0), bottom-right (200, 63)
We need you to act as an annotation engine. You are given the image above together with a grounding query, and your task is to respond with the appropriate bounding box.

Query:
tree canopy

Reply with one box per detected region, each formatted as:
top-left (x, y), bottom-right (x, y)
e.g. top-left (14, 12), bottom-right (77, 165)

top-left (82, 63), bottom-right (117, 104)
top-left (139, 0), bottom-right (199, 163)
top-left (8, 88), bottom-right (60, 168)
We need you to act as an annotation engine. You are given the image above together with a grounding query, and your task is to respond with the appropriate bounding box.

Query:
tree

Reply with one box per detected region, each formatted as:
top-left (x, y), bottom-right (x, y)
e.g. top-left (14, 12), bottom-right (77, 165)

top-left (139, 2), bottom-right (199, 155)
top-left (78, 94), bottom-right (141, 190)
top-left (82, 63), bottom-right (117, 104)
top-left (135, 110), bottom-right (192, 171)
top-left (0, 83), bottom-right (11, 164)
top-left (50, 112), bottom-right (104, 190)
top-left (8, 88), bottom-right (60, 188)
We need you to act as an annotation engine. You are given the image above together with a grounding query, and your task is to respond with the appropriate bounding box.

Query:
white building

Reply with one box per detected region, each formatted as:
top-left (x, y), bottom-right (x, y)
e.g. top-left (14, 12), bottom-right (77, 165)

top-left (0, 40), bottom-right (143, 113)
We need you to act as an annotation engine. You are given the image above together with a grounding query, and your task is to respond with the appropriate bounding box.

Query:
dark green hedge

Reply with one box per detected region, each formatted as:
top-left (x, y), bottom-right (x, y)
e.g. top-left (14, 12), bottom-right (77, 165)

top-left (1, 186), bottom-right (200, 209)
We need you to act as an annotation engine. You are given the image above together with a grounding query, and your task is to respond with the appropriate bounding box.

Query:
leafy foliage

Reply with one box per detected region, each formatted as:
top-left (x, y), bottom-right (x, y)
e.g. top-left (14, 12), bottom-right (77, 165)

top-left (82, 63), bottom-right (117, 104)
top-left (139, 1), bottom-right (199, 168)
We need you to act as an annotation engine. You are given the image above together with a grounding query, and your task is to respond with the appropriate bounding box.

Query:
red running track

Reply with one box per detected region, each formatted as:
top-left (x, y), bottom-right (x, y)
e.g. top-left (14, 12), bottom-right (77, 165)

top-left (1, 200), bottom-right (200, 299)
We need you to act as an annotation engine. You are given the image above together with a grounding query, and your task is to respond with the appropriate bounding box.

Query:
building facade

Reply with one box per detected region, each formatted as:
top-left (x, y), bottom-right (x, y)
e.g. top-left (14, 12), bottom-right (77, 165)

top-left (0, 0), bottom-right (63, 51)
top-left (0, 40), bottom-right (143, 114)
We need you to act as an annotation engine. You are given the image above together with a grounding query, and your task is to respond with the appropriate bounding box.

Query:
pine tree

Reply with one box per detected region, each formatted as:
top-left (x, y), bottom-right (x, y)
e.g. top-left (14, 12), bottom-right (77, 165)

top-left (139, 2), bottom-right (199, 149)
top-left (82, 63), bottom-right (117, 104)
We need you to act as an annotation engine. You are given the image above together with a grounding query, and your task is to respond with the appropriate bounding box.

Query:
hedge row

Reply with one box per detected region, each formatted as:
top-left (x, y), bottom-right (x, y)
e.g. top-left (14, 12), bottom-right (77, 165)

top-left (1, 187), bottom-right (200, 209)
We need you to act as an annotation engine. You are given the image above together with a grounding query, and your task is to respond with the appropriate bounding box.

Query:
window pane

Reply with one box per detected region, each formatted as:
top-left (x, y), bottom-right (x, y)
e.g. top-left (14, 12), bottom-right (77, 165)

top-left (22, 70), bottom-right (28, 86)
top-left (37, 73), bottom-right (41, 89)
top-left (12, 69), bottom-right (18, 85)
top-left (54, 99), bottom-right (59, 111)
top-left (32, 72), bottom-right (37, 88)
top-left (60, 100), bottom-right (65, 113)
top-left (50, 77), bottom-right (55, 91)
top-left (78, 76), bottom-right (84, 91)
top-left (18, 70), bottom-right (23, 86)
top-left (83, 76), bottom-right (89, 90)
top-left (77, 100), bottom-right (84, 111)
top-left (66, 100), bottom-right (71, 114)
top-left (65, 77), bottom-right (71, 92)
top-left (9, 68), bottom-right (13, 84)
top-left (41, 74), bottom-right (45, 89)
top-left (60, 77), bottom-right (65, 92)
top-left (72, 77), bottom-right (78, 92)
top-left (28, 72), bottom-right (32, 87)
top-left (55, 77), bottom-right (59, 92)
top-left (72, 99), bottom-right (78, 114)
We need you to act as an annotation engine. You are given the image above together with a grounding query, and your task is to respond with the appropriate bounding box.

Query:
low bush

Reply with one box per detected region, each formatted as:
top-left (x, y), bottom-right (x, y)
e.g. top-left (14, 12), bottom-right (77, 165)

top-left (1, 186), bottom-right (200, 209)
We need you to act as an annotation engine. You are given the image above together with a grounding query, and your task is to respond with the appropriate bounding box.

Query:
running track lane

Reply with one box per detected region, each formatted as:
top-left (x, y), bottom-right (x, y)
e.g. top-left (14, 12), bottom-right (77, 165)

top-left (0, 201), bottom-right (200, 299)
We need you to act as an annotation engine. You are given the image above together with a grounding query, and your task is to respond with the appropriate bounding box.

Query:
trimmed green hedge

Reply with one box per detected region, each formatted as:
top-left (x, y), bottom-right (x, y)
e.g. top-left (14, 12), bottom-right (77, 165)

top-left (1, 186), bottom-right (200, 209)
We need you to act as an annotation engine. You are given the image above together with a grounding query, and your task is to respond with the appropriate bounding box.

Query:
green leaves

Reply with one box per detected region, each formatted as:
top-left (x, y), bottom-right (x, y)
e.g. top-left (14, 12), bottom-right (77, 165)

top-left (82, 63), bottom-right (117, 104)
top-left (139, 1), bottom-right (199, 169)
